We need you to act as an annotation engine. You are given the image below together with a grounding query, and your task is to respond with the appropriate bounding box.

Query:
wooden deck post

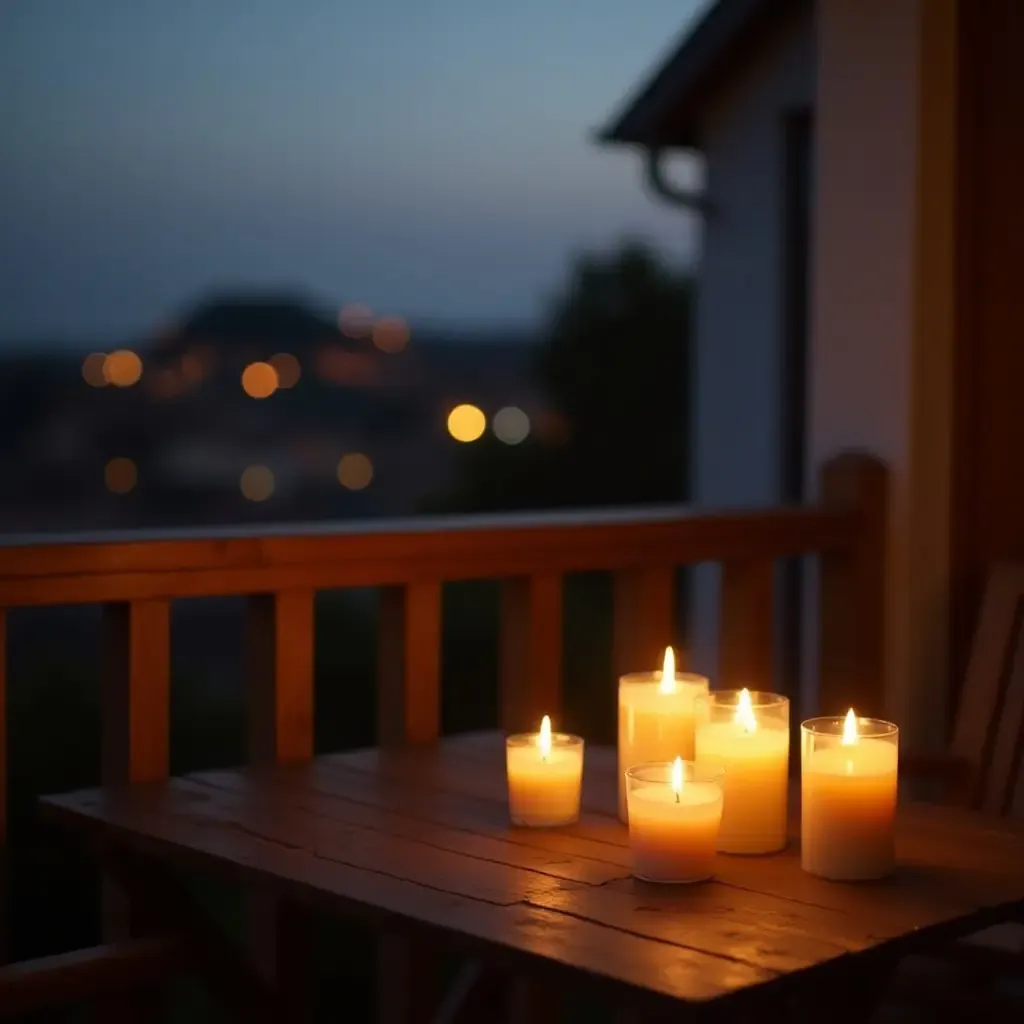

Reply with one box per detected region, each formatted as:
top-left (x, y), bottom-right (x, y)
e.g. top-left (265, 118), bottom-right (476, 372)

top-left (818, 453), bottom-right (888, 718)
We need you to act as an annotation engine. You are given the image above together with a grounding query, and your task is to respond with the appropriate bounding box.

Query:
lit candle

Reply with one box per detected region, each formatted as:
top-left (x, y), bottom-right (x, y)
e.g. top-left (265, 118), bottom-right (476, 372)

top-left (695, 689), bottom-right (790, 853)
top-left (506, 716), bottom-right (584, 827)
top-left (801, 710), bottom-right (899, 880)
top-left (618, 647), bottom-right (709, 822)
top-left (626, 757), bottom-right (724, 883)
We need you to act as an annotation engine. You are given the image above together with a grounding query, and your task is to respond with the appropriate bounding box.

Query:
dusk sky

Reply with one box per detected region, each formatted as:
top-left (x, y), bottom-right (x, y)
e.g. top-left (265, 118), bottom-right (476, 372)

top-left (1, 0), bottom-right (706, 343)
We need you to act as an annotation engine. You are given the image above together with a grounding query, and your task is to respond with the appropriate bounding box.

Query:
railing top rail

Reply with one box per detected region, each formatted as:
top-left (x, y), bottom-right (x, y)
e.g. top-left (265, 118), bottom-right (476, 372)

top-left (0, 503), bottom-right (857, 607)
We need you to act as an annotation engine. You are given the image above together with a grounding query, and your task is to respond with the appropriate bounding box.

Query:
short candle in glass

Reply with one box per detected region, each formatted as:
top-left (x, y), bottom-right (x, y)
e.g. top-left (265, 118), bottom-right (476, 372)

top-left (506, 716), bottom-right (584, 827)
top-left (626, 758), bottom-right (724, 883)
top-left (801, 710), bottom-right (899, 880)
top-left (618, 647), bottom-right (710, 822)
top-left (695, 689), bottom-right (790, 854)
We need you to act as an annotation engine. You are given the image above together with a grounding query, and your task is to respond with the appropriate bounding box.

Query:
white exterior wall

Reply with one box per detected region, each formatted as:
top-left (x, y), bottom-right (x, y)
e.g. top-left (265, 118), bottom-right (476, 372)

top-left (810, 0), bottom-right (957, 749)
top-left (688, 4), bottom-right (814, 677)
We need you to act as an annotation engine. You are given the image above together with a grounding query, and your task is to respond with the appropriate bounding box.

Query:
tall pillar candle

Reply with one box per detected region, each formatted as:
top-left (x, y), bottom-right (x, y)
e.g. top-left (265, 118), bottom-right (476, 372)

top-left (801, 710), bottom-right (899, 880)
top-left (618, 648), bottom-right (709, 822)
top-left (695, 689), bottom-right (790, 853)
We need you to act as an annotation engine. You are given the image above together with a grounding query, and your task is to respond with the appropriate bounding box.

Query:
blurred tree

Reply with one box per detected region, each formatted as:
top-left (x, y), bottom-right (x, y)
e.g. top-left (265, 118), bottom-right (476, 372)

top-left (434, 242), bottom-right (692, 512)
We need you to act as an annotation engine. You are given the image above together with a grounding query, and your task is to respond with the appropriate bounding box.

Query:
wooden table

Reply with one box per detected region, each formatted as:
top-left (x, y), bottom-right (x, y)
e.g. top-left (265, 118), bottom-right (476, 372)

top-left (42, 733), bottom-right (1024, 1022)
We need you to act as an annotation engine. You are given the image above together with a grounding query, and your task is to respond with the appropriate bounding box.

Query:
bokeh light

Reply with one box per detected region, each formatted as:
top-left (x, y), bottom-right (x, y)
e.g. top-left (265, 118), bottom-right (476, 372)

top-left (180, 352), bottom-right (205, 384)
top-left (103, 349), bottom-right (143, 387)
top-left (105, 457), bottom-right (137, 494)
top-left (447, 404), bottom-right (486, 443)
top-left (82, 352), bottom-right (107, 387)
top-left (372, 316), bottom-right (410, 354)
top-left (493, 406), bottom-right (531, 445)
top-left (269, 352), bottom-right (301, 388)
top-left (241, 361), bottom-right (279, 399)
top-left (338, 303), bottom-right (374, 339)
top-left (240, 465), bottom-right (275, 501)
top-left (337, 452), bottom-right (374, 490)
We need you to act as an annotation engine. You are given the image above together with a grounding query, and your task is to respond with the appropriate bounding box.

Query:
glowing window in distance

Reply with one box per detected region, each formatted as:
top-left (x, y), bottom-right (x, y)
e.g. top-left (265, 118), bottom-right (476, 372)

top-left (447, 404), bottom-right (486, 442)
top-left (493, 406), bottom-right (530, 445)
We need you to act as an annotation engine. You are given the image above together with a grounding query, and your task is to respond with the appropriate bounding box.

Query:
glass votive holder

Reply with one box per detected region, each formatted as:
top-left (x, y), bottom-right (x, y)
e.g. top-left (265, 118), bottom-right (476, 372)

top-left (505, 727), bottom-right (584, 827)
top-left (694, 690), bottom-right (790, 853)
top-left (625, 759), bottom-right (724, 883)
top-left (617, 654), bottom-right (709, 822)
top-left (800, 712), bottom-right (899, 880)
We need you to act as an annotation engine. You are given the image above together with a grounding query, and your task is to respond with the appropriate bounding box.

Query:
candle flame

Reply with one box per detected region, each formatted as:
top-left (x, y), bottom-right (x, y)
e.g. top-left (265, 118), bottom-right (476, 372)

top-left (841, 708), bottom-right (859, 746)
top-left (671, 756), bottom-right (684, 800)
top-left (538, 715), bottom-right (552, 760)
top-left (659, 646), bottom-right (677, 694)
top-left (735, 687), bottom-right (757, 732)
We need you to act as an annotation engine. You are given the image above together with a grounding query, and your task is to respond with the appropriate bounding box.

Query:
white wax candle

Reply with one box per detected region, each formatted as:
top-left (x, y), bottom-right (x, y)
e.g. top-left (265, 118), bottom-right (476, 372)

top-left (695, 689), bottom-right (790, 854)
top-left (801, 713), bottom-right (898, 880)
top-left (618, 648), bottom-right (709, 822)
top-left (506, 717), bottom-right (583, 827)
top-left (627, 766), bottom-right (723, 883)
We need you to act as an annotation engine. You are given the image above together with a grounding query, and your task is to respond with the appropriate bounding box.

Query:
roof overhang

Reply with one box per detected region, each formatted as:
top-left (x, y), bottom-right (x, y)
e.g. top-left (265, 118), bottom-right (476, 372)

top-left (596, 0), bottom-right (802, 150)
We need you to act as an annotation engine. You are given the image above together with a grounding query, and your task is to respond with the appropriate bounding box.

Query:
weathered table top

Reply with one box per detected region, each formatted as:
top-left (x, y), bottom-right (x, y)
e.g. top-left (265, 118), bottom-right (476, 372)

top-left (42, 733), bottom-right (1024, 1016)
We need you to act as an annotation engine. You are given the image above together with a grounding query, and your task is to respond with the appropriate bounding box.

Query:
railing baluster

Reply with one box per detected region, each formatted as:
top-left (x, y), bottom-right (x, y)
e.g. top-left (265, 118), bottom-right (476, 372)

top-left (246, 590), bottom-right (315, 765)
top-left (500, 574), bottom-right (563, 733)
top-left (612, 566), bottom-right (676, 676)
top-left (97, 599), bottom-right (171, 1021)
top-left (378, 582), bottom-right (442, 746)
top-left (719, 558), bottom-right (776, 691)
top-left (819, 453), bottom-right (888, 718)
top-left (244, 590), bottom-right (316, 1018)
top-left (102, 600), bottom-right (171, 786)
top-left (376, 583), bottom-right (443, 1022)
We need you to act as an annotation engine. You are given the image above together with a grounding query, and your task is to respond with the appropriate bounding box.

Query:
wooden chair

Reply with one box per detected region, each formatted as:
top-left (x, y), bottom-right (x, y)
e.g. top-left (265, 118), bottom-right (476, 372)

top-left (874, 563), bottom-right (1024, 1021)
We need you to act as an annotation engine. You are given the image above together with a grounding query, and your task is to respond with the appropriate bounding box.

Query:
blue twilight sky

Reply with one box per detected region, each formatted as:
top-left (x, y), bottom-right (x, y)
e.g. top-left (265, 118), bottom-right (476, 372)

top-left (0, 0), bottom-right (707, 343)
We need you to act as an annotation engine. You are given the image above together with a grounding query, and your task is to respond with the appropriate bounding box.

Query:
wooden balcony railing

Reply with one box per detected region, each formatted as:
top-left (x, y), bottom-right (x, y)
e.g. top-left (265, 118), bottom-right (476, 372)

top-left (0, 451), bottom-right (887, 1017)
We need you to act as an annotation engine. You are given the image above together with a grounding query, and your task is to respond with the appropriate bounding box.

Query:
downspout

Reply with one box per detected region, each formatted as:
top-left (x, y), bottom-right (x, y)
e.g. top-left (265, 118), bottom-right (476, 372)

top-left (643, 146), bottom-right (710, 214)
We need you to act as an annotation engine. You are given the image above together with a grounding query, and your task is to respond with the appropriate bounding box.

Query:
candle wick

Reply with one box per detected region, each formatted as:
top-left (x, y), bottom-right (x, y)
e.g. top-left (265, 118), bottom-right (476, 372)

top-left (675, 790), bottom-right (680, 804)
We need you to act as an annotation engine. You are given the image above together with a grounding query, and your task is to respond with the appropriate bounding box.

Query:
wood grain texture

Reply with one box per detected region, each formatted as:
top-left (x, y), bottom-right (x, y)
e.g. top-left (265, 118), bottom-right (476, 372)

top-left (40, 735), bottom-right (1024, 1018)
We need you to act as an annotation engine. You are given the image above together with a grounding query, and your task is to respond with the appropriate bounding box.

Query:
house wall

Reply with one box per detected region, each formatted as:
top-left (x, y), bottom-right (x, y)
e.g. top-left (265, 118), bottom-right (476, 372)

top-left (687, 2), bottom-right (814, 681)
top-left (811, 0), bottom-right (958, 749)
